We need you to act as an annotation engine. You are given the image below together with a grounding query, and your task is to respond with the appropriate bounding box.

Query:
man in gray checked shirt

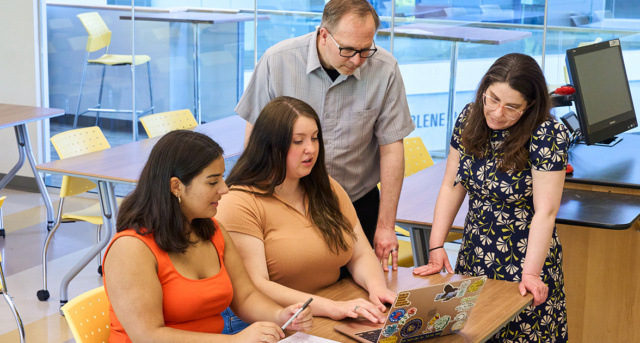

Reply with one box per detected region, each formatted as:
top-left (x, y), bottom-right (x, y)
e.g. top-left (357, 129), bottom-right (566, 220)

top-left (235, 0), bottom-right (415, 271)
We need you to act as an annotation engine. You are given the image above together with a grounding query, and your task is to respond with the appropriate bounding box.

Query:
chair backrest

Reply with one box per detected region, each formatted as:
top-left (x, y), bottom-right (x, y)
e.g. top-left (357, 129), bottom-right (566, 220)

top-left (77, 12), bottom-right (112, 53)
top-left (404, 137), bottom-right (434, 177)
top-left (61, 286), bottom-right (111, 343)
top-left (570, 15), bottom-right (590, 27)
top-left (0, 196), bottom-right (5, 209)
top-left (140, 109), bottom-right (198, 138)
top-left (51, 126), bottom-right (111, 198)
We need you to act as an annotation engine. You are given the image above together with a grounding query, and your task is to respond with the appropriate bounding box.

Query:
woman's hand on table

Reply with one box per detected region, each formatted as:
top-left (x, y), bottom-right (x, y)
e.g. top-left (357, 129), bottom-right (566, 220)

top-left (368, 287), bottom-right (396, 312)
top-left (278, 302), bottom-right (313, 332)
top-left (519, 274), bottom-right (548, 307)
top-left (233, 321), bottom-right (284, 343)
top-left (412, 248), bottom-right (453, 276)
top-left (329, 298), bottom-right (387, 323)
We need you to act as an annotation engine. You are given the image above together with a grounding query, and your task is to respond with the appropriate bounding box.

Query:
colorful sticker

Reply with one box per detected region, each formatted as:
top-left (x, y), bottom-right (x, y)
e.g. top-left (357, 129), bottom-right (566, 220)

top-left (379, 336), bottom-right (398, 343)
top-left (454, 312), bottom-right (467, 322)
top-left (455, 302), bottom-right (475, 312)
top-left (433, 315), bottom-right (451, 331)
top-left (382, 324), bottom-right (399, 337)
top-left (399, 318), bottom-right (423, 337)
top-left (389, 309), bottom-right (406, 322)
top-left (406, 307), bottom-right (417, 316)
top-left (435, 284), bottom-right (458, 302)
top-left (451, 320), bottom-right (466, 332)
top-left (394, 292), bottom-right (411, 307)
top-left (424, 313), bottom-right (440, 333)
top-left (461, 295), bottom-right (478, 304)
top-left (456, 280), bottom-right (471, 298)
top-left (467, 278), bottom-right (486, 292)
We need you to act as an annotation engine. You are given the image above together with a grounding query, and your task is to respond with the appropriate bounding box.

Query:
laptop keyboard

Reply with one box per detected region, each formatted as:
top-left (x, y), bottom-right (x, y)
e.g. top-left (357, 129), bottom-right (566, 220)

top-left (356, 329), bottom-right (382, 343)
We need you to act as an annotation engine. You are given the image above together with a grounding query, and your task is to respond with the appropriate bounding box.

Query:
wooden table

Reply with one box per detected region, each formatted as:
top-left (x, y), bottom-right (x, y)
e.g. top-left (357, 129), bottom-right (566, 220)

top-left (304, 267), bottom-right (532, 343)
top-left (120, 11), bottom-right (266, 124)
top-left (35, 114), bottom-right (245, 307)
top-left (0, 103), bottom-right (64, 235)
top-left (378, 23), bottom-right (531, 156)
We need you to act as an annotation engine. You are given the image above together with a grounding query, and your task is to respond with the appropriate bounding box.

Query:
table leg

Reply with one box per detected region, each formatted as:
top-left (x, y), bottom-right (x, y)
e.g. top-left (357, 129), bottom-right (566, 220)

top-left (58, 180), bottom-right (116, 312)
top-left (193, 23), bottom-right (202, 124)
top-left (410, 226), bottom-right (431, 266)
top-left (0, 125), bottom-right (54, 231)
top-left (444, 41), bottom-right (459, 159)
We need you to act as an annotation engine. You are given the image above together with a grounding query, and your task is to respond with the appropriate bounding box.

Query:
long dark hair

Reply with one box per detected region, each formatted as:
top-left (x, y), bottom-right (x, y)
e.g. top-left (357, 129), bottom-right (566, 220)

top-left (116, 130), bottom-right (224, 253)
top-left (226, 96), bottom-right (356, 254)
top-left (461, 53), bottom-right (552, 172)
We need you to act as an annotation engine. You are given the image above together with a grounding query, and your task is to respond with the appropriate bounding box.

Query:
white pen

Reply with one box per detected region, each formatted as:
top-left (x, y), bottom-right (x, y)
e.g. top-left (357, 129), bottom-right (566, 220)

top-left (281, 297), bottom-right (313, 330)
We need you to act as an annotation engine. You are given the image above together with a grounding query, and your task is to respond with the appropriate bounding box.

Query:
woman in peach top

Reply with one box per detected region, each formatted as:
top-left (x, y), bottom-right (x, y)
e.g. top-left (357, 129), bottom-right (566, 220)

top-left (217, 96), bottom-right (396, 334)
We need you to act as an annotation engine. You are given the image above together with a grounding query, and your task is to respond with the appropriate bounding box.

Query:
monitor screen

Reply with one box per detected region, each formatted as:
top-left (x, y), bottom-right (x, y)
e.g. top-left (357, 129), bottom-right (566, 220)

top-left (566, 39), bottom-right (638, 145)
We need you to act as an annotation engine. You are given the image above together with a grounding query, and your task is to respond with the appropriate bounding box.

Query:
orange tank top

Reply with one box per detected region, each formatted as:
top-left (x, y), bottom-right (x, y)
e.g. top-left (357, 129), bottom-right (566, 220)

top-left (103, 219), bottom-right (233, 342)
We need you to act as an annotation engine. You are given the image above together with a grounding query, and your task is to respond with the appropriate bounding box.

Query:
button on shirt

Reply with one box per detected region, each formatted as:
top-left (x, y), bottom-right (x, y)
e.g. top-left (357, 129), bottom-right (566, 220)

top-left (235, 31), bottom-right (415, 201)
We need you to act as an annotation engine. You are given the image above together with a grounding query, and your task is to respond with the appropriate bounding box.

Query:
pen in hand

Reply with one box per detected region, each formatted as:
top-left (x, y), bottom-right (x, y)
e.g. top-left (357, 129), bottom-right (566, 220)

top-left (281, 297), bottom-right (313, 330)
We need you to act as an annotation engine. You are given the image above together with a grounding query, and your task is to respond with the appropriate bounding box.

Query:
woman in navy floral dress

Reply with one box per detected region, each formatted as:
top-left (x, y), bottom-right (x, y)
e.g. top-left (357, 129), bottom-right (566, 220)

top-left (414, 53), bottom-right (569, 342)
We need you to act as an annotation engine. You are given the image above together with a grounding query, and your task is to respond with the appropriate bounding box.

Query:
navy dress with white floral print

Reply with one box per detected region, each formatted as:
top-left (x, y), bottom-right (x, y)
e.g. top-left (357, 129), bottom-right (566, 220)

top-left (451, 104), bottom-right (569, 342)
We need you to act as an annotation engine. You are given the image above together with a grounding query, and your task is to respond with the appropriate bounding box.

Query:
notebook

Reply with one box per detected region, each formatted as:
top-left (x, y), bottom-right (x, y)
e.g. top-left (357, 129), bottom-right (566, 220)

top-left (334, 276), bottom-right (487, 343)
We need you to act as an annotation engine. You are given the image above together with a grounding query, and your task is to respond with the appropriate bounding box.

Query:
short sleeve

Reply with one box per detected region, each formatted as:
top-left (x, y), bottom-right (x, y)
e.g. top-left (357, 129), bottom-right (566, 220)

top-left (374, 63), bottom-right (416, 146)
top-left (329, 178), bottom-right (359, 229)
top-left (215, 188), bottom-right (265, 241)
top-left (234, 54), bottom-right (273, 124)
top-left (450, 103), bottom-right (472, 153)
top-left (529, 119), bottom-right (570, 171)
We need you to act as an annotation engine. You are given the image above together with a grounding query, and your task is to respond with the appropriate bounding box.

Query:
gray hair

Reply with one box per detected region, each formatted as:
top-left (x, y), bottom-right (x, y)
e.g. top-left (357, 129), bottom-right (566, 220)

top-left (319, 0), bottom-right (380, 32)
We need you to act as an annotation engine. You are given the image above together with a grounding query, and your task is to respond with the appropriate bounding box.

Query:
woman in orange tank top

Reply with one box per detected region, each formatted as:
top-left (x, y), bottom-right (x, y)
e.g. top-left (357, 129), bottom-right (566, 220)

top-left (102, 130), bottom-right (312, 342)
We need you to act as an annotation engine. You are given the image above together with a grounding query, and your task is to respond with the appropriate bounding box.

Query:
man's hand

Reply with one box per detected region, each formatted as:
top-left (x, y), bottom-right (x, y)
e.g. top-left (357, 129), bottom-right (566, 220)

top-left (374, 226), bottom-right (399, 271)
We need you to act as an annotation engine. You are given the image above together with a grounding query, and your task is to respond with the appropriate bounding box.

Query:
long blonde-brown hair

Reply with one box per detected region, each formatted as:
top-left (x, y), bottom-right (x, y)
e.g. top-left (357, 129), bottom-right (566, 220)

top-left (226, 96), bottom-right (356, 254)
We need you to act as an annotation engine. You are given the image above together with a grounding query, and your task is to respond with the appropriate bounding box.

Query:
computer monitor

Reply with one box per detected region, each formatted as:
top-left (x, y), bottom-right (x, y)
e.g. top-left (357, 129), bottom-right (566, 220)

top-left (565, 39), bottom-right (638, 145)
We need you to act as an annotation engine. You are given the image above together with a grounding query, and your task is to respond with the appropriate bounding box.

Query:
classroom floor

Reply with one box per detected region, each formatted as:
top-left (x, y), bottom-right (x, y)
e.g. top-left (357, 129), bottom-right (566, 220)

top-left (0, 186), bottom-right (460, 342)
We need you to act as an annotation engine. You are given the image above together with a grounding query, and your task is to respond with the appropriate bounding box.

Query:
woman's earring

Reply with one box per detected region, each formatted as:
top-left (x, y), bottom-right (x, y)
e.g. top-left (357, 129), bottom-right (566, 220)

top-left (174, 192), bottom-right (181, 204)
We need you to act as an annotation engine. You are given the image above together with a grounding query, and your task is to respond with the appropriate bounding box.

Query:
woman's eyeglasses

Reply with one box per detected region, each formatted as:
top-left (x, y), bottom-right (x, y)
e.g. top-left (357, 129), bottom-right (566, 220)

top-left (482, 93), bottom-right (526, 120)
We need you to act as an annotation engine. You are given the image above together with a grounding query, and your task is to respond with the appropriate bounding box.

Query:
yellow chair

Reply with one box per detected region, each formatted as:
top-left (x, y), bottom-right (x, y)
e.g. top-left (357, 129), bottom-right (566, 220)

top-left (61, 286), bottom-right (110, 343)
top-left (140, 109), bottom-right (198, 138)
top-left (1, 254), bottom-right (26, 343)
top-left (74, 12), bottom-right (154, 140)
top-left (37, 127), bottom-right (116, 301)
top-left (0, 196), bottom-right (6, 238)
top-left (394, 137), bottom-right (462, 267)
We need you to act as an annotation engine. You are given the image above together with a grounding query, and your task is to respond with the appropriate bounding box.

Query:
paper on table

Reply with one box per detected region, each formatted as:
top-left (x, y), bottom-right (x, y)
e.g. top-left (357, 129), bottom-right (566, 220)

top-left (280, 332), bottom-right (340, 343)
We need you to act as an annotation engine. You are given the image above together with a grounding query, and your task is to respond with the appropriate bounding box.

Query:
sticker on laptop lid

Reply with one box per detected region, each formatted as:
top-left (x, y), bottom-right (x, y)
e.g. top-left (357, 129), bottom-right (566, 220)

top-left (456, 280), bottom-right (471, 298)
top-left (381, 323), bottom-right (399, 337)
top-left (394, 292), bottom-right (411, 307)
top-left (467, 277), bottom-right (486, 293)
top-left (400, 318), bottom-right (423, 337)
top-left (389, 309), bottom-right (406, 323)
top-left (435, 284), bottom-right (458, 302)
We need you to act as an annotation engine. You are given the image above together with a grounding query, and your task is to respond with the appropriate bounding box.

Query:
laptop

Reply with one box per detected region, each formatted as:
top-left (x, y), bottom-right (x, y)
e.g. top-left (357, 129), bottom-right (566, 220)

top-left (335, 276), bottom-right (487, 343)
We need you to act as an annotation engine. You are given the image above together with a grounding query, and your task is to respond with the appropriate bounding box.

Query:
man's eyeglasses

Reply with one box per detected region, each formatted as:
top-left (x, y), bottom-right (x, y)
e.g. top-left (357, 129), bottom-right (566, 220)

top-left (482, 93), bottom-right (527, 120)
top-left (327, 32), bottom-right (378, 58)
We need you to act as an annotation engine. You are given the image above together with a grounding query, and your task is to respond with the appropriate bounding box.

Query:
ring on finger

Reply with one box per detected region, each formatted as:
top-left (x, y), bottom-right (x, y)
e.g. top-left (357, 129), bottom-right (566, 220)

top-left (354, 305), bottom-right (359, 311)
top-left (263, 334), bottom-right (269, 342)
top-left (390, 248), bottom-right (398, 253)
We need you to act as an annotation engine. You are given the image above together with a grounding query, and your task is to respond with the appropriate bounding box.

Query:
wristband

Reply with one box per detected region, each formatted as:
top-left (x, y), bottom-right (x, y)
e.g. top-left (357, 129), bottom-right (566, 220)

top-left (428, 246), bottom-right (444, 252)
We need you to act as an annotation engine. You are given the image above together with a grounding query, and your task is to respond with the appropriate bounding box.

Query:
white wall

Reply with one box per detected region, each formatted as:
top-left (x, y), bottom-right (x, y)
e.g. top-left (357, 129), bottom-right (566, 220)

top-left (0, 0), bottom-right (44, 178)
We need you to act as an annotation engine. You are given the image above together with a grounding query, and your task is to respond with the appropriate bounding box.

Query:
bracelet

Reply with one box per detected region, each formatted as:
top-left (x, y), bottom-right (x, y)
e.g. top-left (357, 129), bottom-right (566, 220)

top-left (428, 246), bottom-right (444, 252)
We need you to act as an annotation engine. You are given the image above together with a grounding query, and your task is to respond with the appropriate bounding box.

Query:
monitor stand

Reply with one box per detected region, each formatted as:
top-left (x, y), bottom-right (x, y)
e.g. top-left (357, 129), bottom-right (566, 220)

top-left (576, 135), bottom-right (622, 147)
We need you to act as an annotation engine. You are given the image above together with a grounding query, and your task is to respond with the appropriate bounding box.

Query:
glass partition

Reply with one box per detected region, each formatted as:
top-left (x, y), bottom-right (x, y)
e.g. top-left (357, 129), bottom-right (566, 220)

top-left (44, 0), bottom-right (640, 185)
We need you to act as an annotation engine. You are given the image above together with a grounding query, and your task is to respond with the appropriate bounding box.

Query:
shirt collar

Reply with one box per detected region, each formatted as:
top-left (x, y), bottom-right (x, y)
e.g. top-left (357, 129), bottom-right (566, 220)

top-left (306, 30), bottom-right (362, 81)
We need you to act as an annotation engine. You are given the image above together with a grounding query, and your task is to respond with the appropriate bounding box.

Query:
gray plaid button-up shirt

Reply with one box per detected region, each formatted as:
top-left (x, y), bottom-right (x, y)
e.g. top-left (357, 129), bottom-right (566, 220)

top-left (236, 31), bottom-right (415, 201)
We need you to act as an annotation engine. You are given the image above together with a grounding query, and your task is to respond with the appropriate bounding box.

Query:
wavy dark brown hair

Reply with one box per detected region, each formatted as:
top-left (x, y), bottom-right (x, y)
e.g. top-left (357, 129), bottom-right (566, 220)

top-left (116, 130), bottom-right (224, 253)
top-left (461, 53), bottom-right (552, 172)
top-left (226, 96), bottom-right (356, 254)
